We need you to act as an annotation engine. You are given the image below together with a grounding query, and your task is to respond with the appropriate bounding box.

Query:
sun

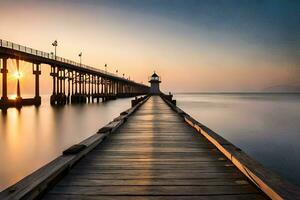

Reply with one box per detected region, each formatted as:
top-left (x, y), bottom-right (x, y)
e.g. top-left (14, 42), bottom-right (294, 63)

top-left (13, 71), bottom-right (23, 79)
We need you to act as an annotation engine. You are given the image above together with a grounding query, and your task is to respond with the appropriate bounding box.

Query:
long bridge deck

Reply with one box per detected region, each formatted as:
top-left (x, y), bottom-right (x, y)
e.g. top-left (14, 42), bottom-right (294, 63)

top-left (43, 96), bottom-right (268, 199)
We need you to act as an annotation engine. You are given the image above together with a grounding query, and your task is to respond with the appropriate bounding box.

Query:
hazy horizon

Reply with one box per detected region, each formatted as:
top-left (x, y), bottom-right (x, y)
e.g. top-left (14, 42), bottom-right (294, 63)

top-left (1, 0), bottom-right (299, 94)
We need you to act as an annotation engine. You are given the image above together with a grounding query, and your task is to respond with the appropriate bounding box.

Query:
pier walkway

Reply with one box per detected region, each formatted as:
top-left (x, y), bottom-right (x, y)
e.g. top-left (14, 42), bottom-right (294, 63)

top-left (43, 96), bottom-right (268, 199)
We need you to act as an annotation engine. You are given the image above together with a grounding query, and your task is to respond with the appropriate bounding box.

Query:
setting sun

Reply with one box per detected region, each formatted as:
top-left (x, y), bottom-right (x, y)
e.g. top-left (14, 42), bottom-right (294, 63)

top-left (13, 71), bottom-right (23, 80)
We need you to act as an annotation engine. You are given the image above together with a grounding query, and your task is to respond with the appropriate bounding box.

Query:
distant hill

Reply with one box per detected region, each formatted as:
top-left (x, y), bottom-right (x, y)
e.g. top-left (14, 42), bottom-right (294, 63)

top-left (262, 85), bottom-right (300, 93)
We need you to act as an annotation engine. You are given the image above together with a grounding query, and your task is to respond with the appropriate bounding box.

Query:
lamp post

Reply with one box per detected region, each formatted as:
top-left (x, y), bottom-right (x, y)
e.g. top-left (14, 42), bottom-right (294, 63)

top-left (105, 64), bottom-right (107, 73)
top-left (78, 52), bottom-right (82, 67)
top-left (52, 40), bottom-right (58, 60)
top-left (116, 69), bottom-right (118, 75)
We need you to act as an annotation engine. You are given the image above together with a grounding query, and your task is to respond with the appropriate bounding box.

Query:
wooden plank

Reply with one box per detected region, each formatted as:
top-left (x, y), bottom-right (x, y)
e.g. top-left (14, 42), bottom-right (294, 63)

top-left (43, 194), bottom-right (268, 200)
top-left (56, 178), bottom-right (251, 186)
top-left (48, 185), bottom-right (260, 196)
top-left (65, 172), bottom-right (245, 179)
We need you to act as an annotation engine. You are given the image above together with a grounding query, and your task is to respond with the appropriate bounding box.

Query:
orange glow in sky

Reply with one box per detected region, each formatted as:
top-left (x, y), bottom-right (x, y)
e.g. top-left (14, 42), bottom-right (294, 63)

top-left (0, 1), bottom-right (299, 94)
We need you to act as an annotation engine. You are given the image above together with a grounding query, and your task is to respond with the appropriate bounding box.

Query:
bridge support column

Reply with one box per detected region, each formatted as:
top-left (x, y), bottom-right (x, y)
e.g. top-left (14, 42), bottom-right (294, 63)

top-left (91, 75), bottom-right (94, 103)
top-left (67, 70), bottom-right (71, 104)
top-left (1, 57), bottom-right (8, 102)
top-left (33, 63), bottom-right (41, 106)
top-left (79, 73), bottom-right (82, 96)
top-left (88, 74), bottom-right (91, 103)
top-left (56, 68), bottom-right (60, 95)
top-left (71, 71), bottom-right (74, 96)
top-left (15, 59), bottom-right (22, 107)
top-left (50, 66), bottom-right (56, 105)
top-left (97, 76), bottom-right (100, 103)
top-left (63, 70), bottom-right (65, 96)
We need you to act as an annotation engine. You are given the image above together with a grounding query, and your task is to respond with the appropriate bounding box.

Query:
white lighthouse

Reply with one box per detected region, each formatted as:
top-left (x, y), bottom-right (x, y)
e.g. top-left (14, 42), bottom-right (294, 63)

top-left (149, 72), bottom-right (161, 95)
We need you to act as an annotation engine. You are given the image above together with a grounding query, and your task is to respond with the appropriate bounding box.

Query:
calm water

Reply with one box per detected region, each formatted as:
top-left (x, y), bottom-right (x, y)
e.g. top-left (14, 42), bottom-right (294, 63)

top-left (0, 96), bottom-right (131, 191)
top-left (174, 93), bottom-right (300, 187)
top-left (1, 93), bottom-right (300, 191)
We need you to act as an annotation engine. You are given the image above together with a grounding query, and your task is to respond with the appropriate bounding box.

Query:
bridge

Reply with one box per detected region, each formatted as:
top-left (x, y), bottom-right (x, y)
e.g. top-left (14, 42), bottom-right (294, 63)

top-left (0, 39), bottom-right (149, 109)
top-left (1, 39), bottom-right (300, 200)
top-left (1, 94), bottom-right (300, 200)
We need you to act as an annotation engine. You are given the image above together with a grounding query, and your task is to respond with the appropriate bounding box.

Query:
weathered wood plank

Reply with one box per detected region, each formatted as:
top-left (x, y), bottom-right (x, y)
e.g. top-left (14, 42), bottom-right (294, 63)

top-left (43, 194), bottom-right (268, 200)
top-left (56, 178), bottom-right (250, 186)
top-left (48, 185), bottom-right (260, 195)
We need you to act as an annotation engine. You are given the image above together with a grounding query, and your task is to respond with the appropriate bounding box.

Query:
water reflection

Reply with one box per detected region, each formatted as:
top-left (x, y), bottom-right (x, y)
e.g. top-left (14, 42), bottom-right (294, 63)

top-left (174, 93), bottom-right (300, 187)
top-left (0, 95), bottom-right (131, 191)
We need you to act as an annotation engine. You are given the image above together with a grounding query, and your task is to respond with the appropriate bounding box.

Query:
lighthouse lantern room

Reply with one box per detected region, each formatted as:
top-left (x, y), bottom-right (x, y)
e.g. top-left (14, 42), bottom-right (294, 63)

top-left (149, 72), bottom-right (161, 95)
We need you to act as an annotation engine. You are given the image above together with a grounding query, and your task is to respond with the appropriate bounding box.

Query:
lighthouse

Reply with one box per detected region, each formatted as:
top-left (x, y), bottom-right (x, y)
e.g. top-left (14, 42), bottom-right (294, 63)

top-left (149, 72), bottom-right (161, 95)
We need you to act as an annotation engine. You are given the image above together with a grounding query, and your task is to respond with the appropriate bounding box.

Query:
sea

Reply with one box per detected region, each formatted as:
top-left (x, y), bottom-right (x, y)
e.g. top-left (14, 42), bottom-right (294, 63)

top-left (0, 93), bottom-right (299, 191)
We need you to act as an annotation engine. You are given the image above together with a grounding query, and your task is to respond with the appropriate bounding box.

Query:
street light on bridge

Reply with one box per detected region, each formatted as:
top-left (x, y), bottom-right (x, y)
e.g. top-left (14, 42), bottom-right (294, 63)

top-left (105, 64), bottom-right (107, 74)
top-left (78, 52), bottom-right (82, 67)
top-left (52, 40), bottom-right (58, 60)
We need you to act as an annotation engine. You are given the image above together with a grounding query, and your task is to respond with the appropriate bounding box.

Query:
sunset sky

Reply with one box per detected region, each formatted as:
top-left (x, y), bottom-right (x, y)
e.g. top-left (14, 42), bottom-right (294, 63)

top-left (1, 0), bottom-right (299, 94)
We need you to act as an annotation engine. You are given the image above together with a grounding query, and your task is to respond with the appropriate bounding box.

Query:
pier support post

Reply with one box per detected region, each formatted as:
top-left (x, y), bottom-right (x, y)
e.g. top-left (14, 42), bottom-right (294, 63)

top-left (56, 68), bottom-right (60, 95)
top-left (1, 57), bottom-right (8, 102)
top-left (33, 63), bottom-right (41, 106)
top-left (71, 71), bottom-right (74, 96)
top-left (97, 76), bottom-right (100, 103)
top-left (50, 66), bottom-right (56, 105)
top-left (88, 74), bottom-right (91, 103)
top-left (67, 70), bottom-right (71, 104)
top-left (15, 59), bottom-right (22, 107)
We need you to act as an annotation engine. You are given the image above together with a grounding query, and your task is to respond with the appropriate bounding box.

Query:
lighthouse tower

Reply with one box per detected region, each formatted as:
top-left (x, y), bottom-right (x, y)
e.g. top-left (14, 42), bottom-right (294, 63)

top-left (149, 72), bottom-right (161, 95)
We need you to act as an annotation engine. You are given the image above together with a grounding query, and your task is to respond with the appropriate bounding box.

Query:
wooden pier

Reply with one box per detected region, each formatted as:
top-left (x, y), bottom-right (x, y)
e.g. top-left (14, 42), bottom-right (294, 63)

top-left (1, 96), bottom-right (300, 200)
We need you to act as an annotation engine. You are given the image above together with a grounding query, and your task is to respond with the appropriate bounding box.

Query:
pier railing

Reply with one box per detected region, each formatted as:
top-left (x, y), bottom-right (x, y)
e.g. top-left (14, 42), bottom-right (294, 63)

top-left (0, 39), bottom-right (120, 79)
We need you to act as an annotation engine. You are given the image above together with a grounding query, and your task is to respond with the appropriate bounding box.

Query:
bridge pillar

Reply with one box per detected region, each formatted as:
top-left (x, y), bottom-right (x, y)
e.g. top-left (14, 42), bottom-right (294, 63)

top-left (91, 75), bottom-right (94, 103)
top-left (97, 76), bottom-right (100, 103)
top-left (101, 78), bottom-right (103, 94)
top-left (82, 73), bottom-right (84, 96)
top-left (1, 57), bottom-right (8, 101)
top-left (67, 70), bottom-right (71, 104)
top-left (84, 74), bottom-right (87, 96)
top-left (50, 66), bottom-right (56, 95)
top-left (71, 71), bottom-right (74, 96)
top-left (88, 74), bottom-right (91, 103)
top-left (79, 73), bottom-right (82, 96)
top-left (15, 59), bottom-right (22, 108)
top-left (59, 69), bottom-right (63, 95)
top-left (56, 68), bottom-right (60, 95)
top-left (50, 66), bottom-right (56, 105)
top-left (74, 72), bottom-right (77, 97)
top-left (33, 63), bottom-right (41, 106)
top-left (63, 69), bottom-right (65, 95)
